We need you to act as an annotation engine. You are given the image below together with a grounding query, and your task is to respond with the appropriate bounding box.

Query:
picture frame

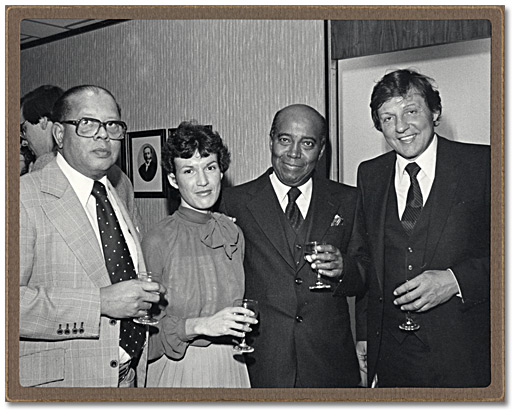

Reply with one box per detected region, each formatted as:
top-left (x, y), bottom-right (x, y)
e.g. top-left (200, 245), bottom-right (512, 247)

top-left (127, 129), bottom-right (167, 198)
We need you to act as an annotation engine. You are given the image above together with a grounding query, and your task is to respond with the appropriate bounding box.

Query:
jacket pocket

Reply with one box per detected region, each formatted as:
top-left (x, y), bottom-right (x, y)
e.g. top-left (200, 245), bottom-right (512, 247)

top-left (19, 348), bottom-right (65, 387)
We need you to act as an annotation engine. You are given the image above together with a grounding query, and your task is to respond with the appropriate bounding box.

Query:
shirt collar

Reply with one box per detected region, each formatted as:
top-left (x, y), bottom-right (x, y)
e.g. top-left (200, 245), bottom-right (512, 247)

top-left (56, 152), bottom-right (108, 207)
top-left (269, 172), bottom-right (313, 204)
top-left (396, 134), bottom-right (438, 182)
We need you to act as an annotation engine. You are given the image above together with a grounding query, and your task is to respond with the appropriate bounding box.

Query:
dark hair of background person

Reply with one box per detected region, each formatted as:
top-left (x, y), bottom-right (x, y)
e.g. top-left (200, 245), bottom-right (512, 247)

top-left (370, 69), bottom-right (442, 132)
top-left (162, 121), bottom-right (231, 175)
top-left (52, 85), bottom-right (122, 122)
top-left (21, 85), bottom-right (64, 123)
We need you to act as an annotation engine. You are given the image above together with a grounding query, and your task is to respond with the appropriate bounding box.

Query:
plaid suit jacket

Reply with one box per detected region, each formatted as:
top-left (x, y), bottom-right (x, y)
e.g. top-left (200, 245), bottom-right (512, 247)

top-left (19, 159), bottom-right (148, 387)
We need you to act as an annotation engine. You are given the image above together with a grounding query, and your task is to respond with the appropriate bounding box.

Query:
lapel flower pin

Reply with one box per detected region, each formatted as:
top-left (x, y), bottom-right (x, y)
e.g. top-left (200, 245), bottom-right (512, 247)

top-left (331, 214), bottom-right (344, 227)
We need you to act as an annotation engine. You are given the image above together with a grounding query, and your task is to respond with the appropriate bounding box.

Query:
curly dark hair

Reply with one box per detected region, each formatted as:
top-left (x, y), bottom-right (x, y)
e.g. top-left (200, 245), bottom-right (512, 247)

top-left (370, 69), bottom-right (442, 132)
top-left (162, 122), bottom-right (231, 175)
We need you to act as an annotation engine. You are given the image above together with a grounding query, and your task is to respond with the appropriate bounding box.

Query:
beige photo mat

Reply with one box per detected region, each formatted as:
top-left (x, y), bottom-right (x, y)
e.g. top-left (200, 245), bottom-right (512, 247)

top-left (6, 5), bottom-right (504, 402)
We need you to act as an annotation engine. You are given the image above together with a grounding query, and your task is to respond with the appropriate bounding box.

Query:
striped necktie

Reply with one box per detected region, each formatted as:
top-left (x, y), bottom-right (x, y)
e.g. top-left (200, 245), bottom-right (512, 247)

top-left (401, 162), bottom-right (423, 235)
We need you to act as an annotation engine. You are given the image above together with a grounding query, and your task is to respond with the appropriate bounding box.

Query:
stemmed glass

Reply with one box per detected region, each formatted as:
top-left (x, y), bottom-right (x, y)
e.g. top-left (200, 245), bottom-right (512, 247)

top-left (397, 280), bottom-right (420, 331)
top-left (304, 241), bottom-right (331, 291)
top-left (133, 271), bottom-right (159, 326)
top-left (233, 298), bottom-right (258, 353)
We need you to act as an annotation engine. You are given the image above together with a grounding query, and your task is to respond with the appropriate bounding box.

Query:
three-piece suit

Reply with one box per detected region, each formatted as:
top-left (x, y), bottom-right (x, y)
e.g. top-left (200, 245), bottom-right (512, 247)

top-left (220, 169), bottom-right (365, 388)
top-left (356, 137), bottom-right (490, 387)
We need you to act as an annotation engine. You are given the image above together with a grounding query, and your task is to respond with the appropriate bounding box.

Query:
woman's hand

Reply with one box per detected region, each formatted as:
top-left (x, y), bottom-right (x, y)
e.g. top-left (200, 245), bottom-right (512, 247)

top-left (185, 306), bottom-right (257, 338)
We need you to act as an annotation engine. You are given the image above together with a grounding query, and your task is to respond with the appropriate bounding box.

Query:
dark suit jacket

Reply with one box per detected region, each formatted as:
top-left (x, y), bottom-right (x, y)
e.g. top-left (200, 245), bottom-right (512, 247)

top-left (139, 160), bottom-right (157, 182)
top-left (220, 169), bottom-right (365, 388)
top-left (356, 137), bottom-right (490, 387)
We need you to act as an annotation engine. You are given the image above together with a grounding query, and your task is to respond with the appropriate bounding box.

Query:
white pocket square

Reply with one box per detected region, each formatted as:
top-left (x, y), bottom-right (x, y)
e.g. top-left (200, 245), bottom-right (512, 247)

top-left (331, 214), bottom-right (344, 227)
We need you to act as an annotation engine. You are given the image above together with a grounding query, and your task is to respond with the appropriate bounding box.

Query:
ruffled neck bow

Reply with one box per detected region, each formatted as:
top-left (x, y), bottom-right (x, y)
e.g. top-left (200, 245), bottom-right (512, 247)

top-left (176, 206), bottom-right (239, 259)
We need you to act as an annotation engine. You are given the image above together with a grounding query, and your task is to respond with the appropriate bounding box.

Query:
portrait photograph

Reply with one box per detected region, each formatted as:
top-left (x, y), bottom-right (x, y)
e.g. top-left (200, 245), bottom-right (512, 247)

top-left (6, 3), bottom-right (506, 406)
top-left (128, 129), bottom-right (166, 197)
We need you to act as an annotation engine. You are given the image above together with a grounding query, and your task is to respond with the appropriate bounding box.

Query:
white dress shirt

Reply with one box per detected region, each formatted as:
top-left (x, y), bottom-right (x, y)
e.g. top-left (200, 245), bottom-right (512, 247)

top-left (270, 172), bottom-right (313, 218)
top-left (394, 135), bottom-right (437, 219)
top-left (392, 134), bottom-right (462, 298)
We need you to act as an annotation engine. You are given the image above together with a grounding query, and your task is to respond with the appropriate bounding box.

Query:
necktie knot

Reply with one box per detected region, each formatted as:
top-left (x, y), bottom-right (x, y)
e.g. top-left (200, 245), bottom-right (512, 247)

top-left (287, 187), bottom-right (301, 203)
top-left (92, 181), bottom-right (108, 199)
top-left (405, 162), bottom-right (421, 179)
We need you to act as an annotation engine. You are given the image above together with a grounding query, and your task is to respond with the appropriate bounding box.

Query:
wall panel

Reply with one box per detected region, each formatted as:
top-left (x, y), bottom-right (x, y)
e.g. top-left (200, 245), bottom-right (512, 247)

top-left (21, 19), bottom-right (325, 233)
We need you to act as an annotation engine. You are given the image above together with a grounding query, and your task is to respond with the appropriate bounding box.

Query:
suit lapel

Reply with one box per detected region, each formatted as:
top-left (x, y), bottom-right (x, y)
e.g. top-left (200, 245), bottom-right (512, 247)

top-left (307, 178), bottom-right (341, 243)
top-left (246, 172), bottom-right (296, 268)
top-left (423, 137), bottom-right (460, 267)
top-left (40, 161), bottom-right (111, 288)
top-left (366, 154), bottom-right (395, 293)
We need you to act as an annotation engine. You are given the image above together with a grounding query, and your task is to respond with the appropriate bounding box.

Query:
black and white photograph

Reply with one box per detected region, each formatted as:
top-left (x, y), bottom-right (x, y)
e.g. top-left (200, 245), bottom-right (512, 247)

top-left (128, 129), bottom-right (166, 197)
top-left (6, 4), bottom-right (506, 405)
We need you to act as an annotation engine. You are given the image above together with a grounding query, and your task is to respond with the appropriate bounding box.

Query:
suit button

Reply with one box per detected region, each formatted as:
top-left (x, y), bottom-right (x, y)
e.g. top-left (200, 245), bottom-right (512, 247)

top-left (379, 297), bottom-right (383, 303)
top-left (110, 360), bottom-right (118, 368)
top-left (408, 247), bottom-right (413, 253)
top-left (296, 244), bottom-right (302, 250)
top-left (296, 261), bottom-right (300, 266)
top-left (109, 319), bottom-right (117, 326)
top-left (295, 278), bottom-right (303, 285)
top-left (296, 316), bottom-right (303, 323)
top-left (408, 265), bottom-right (413, 271)
top-left (376, 330), bottom-right (380, 336)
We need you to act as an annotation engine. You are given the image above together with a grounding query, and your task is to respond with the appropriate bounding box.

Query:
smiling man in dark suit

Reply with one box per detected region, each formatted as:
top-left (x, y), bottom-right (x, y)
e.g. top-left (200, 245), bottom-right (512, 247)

top-left (355, 69), bottom-right (490, 388)
top-left (220, 104), bottom-right (366, 388)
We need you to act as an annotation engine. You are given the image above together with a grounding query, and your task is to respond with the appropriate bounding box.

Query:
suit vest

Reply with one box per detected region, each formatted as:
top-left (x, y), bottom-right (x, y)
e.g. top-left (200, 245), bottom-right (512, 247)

top-left (382, 183), bottom-right (434, 343)
top-left (277, 201), bottom-right (313, 266)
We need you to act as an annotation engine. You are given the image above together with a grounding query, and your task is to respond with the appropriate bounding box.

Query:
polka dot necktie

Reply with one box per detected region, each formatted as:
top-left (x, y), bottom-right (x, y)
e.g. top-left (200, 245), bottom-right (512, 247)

top-left (401, 162), bottom-right (423, 235)
top-left (286, 187), bottom-right (303, 230)
top-left (91, 181), bottom-right (145, 359)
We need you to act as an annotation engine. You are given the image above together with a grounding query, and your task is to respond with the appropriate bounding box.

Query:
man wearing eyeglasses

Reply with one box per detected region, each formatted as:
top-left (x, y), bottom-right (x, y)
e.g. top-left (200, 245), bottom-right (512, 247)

top-left (20, 84), bottom-right (141, 232)
top-left (19, 85), bottom-right (166, 387)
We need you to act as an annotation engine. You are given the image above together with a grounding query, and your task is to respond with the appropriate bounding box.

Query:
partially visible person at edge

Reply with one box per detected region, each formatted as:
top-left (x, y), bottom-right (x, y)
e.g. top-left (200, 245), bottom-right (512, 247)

top-left (142, 122), bottom-right (255, 388)
top-left (20, 85), bottom-right (166, 387)
top-left (219, 104), bottom-right (367, 388)
top-left (20, 136), bottom-right (35, 175)
top-left (355, 69), bottom-right (490, 388)
top-left (20, 84), bottom-right (142, 232)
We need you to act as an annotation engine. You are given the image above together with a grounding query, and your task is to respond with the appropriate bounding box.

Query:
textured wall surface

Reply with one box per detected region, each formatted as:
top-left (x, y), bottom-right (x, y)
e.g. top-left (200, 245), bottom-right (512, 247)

top-left (21, 19), bottom-right (325, 233)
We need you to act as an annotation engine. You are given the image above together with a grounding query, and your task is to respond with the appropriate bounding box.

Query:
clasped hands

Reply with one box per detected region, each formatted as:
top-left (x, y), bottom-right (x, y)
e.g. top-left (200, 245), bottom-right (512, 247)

top-left (304, 244), bottom-right (343, 279)
top-left (393, 269), bottom-right (460, 313)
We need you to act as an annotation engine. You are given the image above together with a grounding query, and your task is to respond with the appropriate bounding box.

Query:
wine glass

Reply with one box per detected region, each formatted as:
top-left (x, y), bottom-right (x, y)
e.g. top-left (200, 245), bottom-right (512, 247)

top-left (233, 298), bottom-right (258, 353)
top-left (133, 271), bottom-right (159, 326)
top-left (304, 241), bottom-right (331, 291)
top-left (397, 281), bottom-right (420, 331)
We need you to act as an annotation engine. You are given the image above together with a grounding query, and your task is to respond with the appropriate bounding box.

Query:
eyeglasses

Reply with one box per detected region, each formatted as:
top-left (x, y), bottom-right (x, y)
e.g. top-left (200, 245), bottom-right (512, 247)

top-left (20, 120), bottom-right (28, 139)
top-left (60, 117), bottom-right (127, 140)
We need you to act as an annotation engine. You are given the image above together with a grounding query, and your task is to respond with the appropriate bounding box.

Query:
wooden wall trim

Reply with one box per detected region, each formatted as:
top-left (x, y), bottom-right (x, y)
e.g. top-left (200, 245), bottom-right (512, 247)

top-left (331, 19), bottom-right (491, 60)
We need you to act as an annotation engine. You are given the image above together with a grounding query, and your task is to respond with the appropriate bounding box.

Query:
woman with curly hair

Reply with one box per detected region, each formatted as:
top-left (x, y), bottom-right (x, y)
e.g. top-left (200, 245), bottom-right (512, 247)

top-left (142, 122), bottom-right (255, 388)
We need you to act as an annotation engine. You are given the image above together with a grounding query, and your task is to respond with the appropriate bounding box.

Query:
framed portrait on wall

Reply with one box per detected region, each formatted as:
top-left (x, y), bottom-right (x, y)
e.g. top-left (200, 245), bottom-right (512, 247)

top-left (127, 129), bottom-right (167, 197)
